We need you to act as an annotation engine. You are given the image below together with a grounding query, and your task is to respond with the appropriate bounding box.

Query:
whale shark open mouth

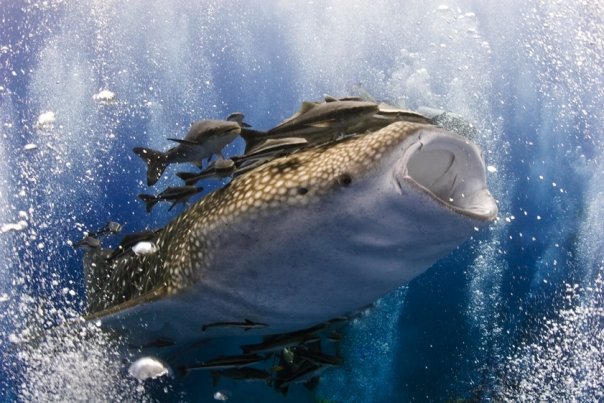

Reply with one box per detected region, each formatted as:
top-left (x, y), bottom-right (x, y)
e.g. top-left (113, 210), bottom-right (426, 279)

top-left (400, 129), bottom-right (498, 221)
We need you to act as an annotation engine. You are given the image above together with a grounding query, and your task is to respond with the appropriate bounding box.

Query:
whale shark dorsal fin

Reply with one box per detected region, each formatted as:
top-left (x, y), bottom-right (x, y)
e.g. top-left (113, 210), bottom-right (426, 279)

top-left (273, 101), bottom-right (318, 129)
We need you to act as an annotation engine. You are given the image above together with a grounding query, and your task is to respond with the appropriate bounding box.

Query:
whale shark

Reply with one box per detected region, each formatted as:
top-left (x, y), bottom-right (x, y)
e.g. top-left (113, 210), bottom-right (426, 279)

top-left (84, 121), bottom-right (497, 350)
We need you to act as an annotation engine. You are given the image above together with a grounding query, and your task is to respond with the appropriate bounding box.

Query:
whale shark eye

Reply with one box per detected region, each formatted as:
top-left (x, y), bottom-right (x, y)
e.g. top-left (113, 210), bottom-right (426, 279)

top-left (338, 174), bottom-right (352, 187)
top-left (297, 187), bottom-right (308, 195)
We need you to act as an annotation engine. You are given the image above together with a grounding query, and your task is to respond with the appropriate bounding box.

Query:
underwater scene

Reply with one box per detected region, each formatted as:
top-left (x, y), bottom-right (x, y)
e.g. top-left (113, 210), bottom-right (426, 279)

top-left (1, 1), bottom-right (603, 402)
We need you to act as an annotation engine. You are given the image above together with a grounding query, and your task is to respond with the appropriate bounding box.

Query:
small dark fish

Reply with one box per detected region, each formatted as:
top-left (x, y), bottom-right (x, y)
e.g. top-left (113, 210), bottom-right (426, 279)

top-left (274, 361), bottom-right (324, 396)
top-left (240, 137), bottom-right (308, 158)
top-left (240, 324), bottom-right (322, 355)
top-left (373, 103), bottom-right (433, 124)
top-left (73, 235), bottom-right (100, 250)
top-left (303, 375), bottom-right (320, 391)
top-left (138, 186), bottom-right (203, 213)
top-left (88, 221), bottom-right (123, 238)
top-left (210, 368), bottom-right (271, 387)
top-left (295, 349), bottom-right (342, 367)
top-left (345, 103), bottom-right (433, 134)
top-left (177, 159), bottom-right (235, 186)
top-left (240, 100), bottom-right (379, 152)
top-left (106, 229), bottom-right (159, 262)
top-left (229, 137), bottom-right (307, 178)
top-left (326, 330), bottom-right (343, 343)
top-left (133, 119), bottom-right (241, 186)
top-left (201, 318), bottom-right (268, 332)
top-left (181, 354), bottom-right (265, 372)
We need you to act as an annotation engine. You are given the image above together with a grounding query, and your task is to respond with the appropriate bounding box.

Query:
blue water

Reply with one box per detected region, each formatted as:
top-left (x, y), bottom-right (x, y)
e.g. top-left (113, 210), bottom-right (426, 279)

top-left (1, 1), bottom-right (603, 402)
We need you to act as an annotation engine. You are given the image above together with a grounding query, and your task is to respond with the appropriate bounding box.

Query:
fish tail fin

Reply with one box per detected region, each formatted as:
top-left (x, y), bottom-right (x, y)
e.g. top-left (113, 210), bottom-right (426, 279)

top-left (210, 370), bottom-right (221, 387)
top-left (226, 112), bottom-right (252, 128)
top-left (138, 194), bottom-right (158, 213)
top-left (276, 382), bottom-right (289, 396)
top-left (304, 376), bottom-right (320, 390)
top-left (133, 147), bottom-right (168, 186)
top-left (239, 129), bottom-right (268, 153)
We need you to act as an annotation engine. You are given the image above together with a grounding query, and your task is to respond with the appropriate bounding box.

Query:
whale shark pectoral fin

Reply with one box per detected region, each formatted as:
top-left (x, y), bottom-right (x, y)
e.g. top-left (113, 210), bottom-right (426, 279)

top-left (84, 286), bottom-right (169, 321)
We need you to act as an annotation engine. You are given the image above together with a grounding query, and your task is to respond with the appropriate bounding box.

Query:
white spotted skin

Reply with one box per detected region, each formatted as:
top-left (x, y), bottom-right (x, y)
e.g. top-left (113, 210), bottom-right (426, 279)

top-left (90, 122), bottom-right (497, 347)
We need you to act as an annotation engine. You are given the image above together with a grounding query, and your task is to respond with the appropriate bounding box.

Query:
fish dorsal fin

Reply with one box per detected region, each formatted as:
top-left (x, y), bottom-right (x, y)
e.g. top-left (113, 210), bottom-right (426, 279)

top-left (299, 101), bottom-right (317, 114)
top-left (273, 101), bottom-right (318, 130)
top-left (285, 101), bottom-right (317, 122)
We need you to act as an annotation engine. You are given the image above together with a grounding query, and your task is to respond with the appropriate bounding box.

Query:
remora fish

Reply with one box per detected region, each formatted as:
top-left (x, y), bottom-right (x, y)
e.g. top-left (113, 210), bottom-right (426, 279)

top-left (133, 119), bottom-right (241, 186)
top-left (232, 137), bottom-right (308, 176)
top-left (295, 349), bottom-right (342, 367)
top-left (180, 354), bottom-right (265, 372)
top-left (210, 368), bottom-right (271, 386)
top-left (84, 122), bottom-right (497, 350)
top-left (88, 221), bottom-right (123, 238)
top-left (240, 324), bottom-right (324, 355)
top-left (177, 159), bottom-right (236, 186)
top-left (201, 318), bottom-right (268, 332)
top-left (274, 361), bottom-right (324, 396)
top-left (345, 102), bottom-right (434, 134)
top-left (240, 100), bottom-right (379, 152)
top-left (138, 186), bottom-right (203, 213)
top-left (73, 235), bottom-right (100, 250)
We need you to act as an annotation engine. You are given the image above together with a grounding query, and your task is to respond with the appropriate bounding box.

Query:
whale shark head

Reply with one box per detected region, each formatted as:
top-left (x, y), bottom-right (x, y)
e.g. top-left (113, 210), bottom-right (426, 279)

top-left (85, 121), bottom-right (497, 344)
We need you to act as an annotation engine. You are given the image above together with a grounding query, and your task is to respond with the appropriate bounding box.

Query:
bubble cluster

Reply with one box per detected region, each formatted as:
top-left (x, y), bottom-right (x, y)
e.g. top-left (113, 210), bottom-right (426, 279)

top-left (497, 277), bottom-right (604, 401)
